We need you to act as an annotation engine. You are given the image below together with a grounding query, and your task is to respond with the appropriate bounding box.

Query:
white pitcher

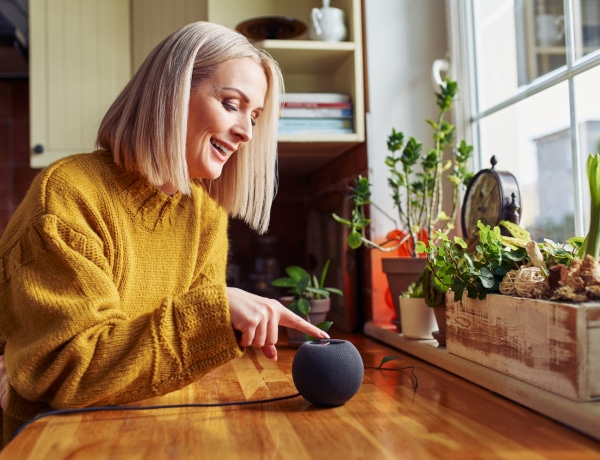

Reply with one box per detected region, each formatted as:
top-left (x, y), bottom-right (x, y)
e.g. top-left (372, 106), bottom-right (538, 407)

top-left (309, 0), bottom-right (347, 42)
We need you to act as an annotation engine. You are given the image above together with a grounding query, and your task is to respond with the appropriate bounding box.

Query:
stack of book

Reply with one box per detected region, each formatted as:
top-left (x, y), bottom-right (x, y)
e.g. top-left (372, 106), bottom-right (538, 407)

top-left (278, 93), bottom-right (354, 135)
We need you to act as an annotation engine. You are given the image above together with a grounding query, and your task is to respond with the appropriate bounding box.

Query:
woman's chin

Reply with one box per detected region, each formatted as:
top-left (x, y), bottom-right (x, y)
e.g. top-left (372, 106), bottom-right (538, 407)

top-left (191, 167), bottom-right (224, 181)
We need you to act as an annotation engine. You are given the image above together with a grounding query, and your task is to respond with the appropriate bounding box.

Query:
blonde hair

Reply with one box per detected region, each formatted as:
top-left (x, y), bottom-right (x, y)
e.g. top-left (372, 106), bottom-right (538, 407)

top-left (96, 21), bottom-right (283, 234)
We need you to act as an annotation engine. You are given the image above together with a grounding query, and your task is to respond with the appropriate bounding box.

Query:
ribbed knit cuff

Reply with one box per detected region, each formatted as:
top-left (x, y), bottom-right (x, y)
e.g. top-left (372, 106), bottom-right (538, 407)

top-left (151, 286), bottom-right (243, 395)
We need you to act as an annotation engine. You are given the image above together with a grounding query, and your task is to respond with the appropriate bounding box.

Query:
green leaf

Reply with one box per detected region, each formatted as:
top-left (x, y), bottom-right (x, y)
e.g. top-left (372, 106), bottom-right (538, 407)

top-left (583, 153), bottom-right (600, 259)
top-left (297, 298), bottom-right (311, 316)
top-left (325, 287), bottom-right (344, 296)
top-left (386, 128), bottom-right (404, 152)
top-left (453, 236), bottom-right (467, 248)
top-left (286, 266), bottom-right (309, 281)
top-left (306, 287), bottom-right (330, 298)
top-left (332, 213), bottom-right (351, 225)
top-left (316, 321), bottom-right (333, 332)
top-left (377, 355), bottom-right (401, 368)
top-left (348, 230), bottom-right (363, 249)
top-left (319, 259), bottom-right (331, 288)
top-left (270, 277), bottom-right (295, 288)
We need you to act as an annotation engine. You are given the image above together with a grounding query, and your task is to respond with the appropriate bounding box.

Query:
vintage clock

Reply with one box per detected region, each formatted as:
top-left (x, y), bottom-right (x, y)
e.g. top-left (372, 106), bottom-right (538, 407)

top-left (461, 156), bottom-right (522, 239)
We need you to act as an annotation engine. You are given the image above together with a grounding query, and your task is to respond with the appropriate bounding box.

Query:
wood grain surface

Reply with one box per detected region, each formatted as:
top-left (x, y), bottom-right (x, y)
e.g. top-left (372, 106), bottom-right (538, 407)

top-left (2, 331), bottom-right (600, 459)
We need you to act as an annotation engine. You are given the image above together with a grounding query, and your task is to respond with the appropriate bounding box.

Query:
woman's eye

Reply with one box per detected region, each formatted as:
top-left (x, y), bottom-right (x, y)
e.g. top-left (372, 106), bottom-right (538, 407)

top-left (222, 101), bottom-right (238, 112)
top-left (223, 99), bottom-right (257, 127)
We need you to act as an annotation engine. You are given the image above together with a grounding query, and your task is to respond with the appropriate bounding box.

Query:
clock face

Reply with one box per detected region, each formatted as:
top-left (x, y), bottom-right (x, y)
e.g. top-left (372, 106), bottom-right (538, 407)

top-left (462, 171), bottom-right (501, 238)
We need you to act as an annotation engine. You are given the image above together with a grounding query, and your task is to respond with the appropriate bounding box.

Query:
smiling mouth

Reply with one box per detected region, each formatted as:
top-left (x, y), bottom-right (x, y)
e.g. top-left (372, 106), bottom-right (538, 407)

top-left (211, 139), bottom-right (234, 157)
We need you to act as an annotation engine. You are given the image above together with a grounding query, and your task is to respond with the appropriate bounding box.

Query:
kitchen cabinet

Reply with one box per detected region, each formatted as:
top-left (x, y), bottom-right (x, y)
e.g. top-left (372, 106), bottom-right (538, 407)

top-left (130, 0), bottom-right (207, 72)
top-left (29, 0), bottom-right (130, 168)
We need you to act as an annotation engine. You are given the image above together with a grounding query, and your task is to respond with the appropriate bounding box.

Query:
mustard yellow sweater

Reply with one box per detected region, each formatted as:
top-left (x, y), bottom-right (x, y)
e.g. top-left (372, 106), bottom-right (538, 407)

top-left (0, 151), bottom-right (243, 446)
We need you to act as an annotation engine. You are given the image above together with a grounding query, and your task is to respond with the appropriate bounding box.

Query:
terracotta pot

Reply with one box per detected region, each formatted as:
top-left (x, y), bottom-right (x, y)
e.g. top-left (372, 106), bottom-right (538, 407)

top-left (382, 257), bottom-right (427, 332)
top-left (280, 296), bottom-right (331, 347)
top-left (399, 297), bottom-right (437, 339)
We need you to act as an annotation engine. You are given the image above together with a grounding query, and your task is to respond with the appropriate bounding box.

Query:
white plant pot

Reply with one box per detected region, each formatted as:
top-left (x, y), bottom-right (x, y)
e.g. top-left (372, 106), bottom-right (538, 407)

top-left (399, 297), bottom-right (436, 339)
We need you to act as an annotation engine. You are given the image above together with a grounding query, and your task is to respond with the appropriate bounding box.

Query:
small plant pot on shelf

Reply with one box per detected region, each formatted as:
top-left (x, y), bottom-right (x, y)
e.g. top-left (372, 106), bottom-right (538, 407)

top-left (280, 296), bottom-right (331, 348)
top-left (399, 297), bottom-right (437, 339)
top-left (382, 257), bottom-right (428, 332)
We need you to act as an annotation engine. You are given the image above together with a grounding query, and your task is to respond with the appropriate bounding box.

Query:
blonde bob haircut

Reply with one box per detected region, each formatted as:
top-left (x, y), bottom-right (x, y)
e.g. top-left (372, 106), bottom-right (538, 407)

top-left (97, 21), bottom-right (283, 234)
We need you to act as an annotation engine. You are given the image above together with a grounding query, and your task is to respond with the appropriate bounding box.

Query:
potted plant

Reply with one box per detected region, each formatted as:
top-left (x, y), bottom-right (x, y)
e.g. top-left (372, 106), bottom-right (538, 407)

top-left (271, 260), bottom-right (343, 347)
top-left (398, 275), bottom-right (437, 340)
top-left (416, 219), bottom-right (581, 302)
top-left (387, 154), bottom-right (600, 401)
top-left (416, 154), bottom-right (600, 307)
top-left (333, 77), bottom-right (474, 330)
top-left (415, 211), bottom-right (600, 399)
top-left (416, 217), bottom-right (580, 344)
top-left (415, 220), bottom-right (526, 343)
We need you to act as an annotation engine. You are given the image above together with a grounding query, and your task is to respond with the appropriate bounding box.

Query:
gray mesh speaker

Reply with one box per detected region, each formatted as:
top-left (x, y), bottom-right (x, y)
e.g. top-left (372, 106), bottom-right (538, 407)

top-left (292, 339), bottom-right (364, 406)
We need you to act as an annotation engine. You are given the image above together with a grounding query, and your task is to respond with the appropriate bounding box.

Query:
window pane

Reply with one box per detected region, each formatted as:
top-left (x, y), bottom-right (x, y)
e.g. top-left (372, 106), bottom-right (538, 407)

top-left (478, 82), bottom-right (573, 242)
top-left (577, 0), bottom-right (600, 60)
top-left (574, 65), bottom-right (600, 234)
top-left (473, 1), bottom-right (522, 110)
top-left (526, 0), bottom-right (566, 83)
top-left (473, 0), bottom-right (569, 110)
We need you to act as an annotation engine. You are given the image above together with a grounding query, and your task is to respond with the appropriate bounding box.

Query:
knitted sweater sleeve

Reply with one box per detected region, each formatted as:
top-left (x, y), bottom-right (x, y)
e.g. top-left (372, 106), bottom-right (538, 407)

top-left (0, 212), bottom-right (243, 409)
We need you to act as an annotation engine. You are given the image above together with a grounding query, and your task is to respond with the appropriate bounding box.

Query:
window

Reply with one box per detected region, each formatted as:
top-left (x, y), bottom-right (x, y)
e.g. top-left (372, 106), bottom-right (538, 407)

top-left (448, 0), bottom-right (600, 242)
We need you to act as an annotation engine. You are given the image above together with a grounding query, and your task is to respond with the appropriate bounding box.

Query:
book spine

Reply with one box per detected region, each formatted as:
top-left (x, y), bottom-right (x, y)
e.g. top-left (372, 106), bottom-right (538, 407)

top-left (278, 118), bottom-right (354, 134)
top-left (280, 107), bottom-right (353, 119)
top-left (282, 101), bottom-right (353, 109)
top-left (283, 93), bottom-right (351, 103)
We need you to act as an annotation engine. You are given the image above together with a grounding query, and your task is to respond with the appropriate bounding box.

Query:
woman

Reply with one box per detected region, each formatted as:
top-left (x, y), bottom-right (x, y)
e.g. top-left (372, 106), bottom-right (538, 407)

top-left (0, 21), bottom-right (328, 445)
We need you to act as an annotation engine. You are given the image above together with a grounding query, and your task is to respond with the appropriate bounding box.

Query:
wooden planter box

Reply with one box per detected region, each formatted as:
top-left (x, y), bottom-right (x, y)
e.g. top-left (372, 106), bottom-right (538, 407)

top-left (446, 292), bottom-right (600, 401)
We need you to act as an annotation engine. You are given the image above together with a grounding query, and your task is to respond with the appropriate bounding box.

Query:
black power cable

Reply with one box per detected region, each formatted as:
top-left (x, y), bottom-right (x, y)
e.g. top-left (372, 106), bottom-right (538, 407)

top-left (12, 392), bottom-right (301, 441)
top-left (10, 356), bottom-right (418, 442)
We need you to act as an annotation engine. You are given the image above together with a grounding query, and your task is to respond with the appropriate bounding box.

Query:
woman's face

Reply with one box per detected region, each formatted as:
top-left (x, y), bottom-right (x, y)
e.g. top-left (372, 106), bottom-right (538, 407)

top-left (186, 57), bottom-right (268, 180)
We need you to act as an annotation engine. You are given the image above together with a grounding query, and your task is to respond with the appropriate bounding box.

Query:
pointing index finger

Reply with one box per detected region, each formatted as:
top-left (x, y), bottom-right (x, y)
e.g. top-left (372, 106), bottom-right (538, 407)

top-left (279, 307), bottom-right (330, 339)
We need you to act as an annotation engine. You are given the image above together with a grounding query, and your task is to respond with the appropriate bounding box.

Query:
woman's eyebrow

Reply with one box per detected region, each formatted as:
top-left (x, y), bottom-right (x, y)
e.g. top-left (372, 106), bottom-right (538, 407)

top-left (222, 87), bottom-right (264, 110)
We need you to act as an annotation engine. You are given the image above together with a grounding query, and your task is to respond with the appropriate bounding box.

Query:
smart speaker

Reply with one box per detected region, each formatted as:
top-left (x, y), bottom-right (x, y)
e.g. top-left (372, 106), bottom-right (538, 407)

top-left (291, 339), bottom-right (364, 406)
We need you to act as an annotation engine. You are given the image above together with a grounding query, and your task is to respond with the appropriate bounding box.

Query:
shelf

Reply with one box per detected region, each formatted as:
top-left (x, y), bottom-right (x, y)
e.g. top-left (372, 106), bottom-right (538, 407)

top-left (277, 139), bottom-right (362, 176)
top-left (364, 321), bottom-right (600, 442)
top-left (255, 39), bottom-right (356, 51)
top-left (254, 39), bottom-right (356, 74)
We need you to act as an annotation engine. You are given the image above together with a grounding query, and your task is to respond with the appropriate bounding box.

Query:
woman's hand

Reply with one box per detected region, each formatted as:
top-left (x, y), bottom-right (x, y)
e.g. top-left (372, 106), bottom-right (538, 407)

top-left (226, 287), bottom-right (329, 361)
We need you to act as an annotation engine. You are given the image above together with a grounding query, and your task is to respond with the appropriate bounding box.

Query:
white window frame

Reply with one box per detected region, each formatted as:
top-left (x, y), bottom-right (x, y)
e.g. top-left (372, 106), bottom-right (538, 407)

top-left (446, 0), bottom-right (600, 237)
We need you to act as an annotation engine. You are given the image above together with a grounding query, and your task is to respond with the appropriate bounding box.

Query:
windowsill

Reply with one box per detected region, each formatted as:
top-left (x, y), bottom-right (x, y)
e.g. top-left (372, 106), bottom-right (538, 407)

top-left (363, 321), bottom-right (600, 441)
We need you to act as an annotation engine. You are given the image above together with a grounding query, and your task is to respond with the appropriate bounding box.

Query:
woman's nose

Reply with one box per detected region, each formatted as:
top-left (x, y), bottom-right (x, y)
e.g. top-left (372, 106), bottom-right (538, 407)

top-left (232, 116), bottom-right (253, 143)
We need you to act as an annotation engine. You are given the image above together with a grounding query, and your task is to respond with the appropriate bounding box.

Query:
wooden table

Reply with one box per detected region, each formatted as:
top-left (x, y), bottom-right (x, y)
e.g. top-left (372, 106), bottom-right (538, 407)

top-left (2, 331), bottom-right (600, 459)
